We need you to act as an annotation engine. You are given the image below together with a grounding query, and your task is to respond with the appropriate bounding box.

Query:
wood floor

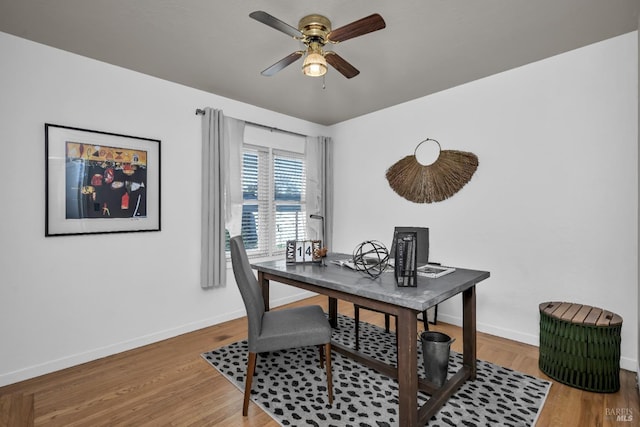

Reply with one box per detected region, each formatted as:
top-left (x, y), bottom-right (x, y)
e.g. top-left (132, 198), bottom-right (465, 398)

top-left (1, 296), bottom-right (638, 426)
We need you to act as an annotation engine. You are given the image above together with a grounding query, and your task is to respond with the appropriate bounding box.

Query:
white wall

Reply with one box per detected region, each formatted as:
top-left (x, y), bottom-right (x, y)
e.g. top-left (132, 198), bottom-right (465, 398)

top-left (1, 29), bottom-right (637, 387)
top-left (331, 32), bottom-right (638, 371)
top-left (637, 18), bottom-right (640, 388)
top-left (0, 32), bottom-right (325, 387)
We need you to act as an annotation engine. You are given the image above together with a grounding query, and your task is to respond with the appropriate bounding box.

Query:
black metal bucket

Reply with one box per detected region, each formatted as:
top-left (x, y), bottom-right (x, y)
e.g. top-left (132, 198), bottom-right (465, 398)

top-left (420, 331), bottom-right (455, 388)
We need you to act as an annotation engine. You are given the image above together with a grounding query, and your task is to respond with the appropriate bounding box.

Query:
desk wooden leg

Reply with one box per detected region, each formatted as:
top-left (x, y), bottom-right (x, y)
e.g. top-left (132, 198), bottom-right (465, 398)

top-left (328, 297), bottom-right (338, 328)
top-left (396, 308), bottom-right (418, 427)
top-left (257, 271), bottom-right (270, 311)
top-left (462, 285), bottom-right (477, 379)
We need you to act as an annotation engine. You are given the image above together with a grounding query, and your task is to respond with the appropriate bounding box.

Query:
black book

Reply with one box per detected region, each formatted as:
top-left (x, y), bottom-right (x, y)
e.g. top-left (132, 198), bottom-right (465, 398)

top-left (394, 231), bottom-right (417, 287)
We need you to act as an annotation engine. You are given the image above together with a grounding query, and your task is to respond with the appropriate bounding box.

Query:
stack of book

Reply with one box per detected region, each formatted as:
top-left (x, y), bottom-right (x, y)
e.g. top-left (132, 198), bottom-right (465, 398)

top-left (394, 231), bottom-right (417, 287)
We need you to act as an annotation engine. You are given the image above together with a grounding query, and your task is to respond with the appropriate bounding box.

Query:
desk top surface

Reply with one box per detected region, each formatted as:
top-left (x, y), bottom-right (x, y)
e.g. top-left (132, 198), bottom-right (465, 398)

top-left (252, 254), bottom-right (490, 311)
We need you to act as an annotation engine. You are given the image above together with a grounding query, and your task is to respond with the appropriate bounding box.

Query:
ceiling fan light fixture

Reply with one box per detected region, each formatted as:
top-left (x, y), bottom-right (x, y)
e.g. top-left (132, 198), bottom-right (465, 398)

top-left (302, 51), bottom-right (327, 77)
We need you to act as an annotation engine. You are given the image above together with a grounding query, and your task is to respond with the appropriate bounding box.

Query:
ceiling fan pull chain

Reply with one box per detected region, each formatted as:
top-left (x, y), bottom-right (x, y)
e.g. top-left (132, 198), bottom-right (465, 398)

top-left (322, 75), bottom-right (326, 90)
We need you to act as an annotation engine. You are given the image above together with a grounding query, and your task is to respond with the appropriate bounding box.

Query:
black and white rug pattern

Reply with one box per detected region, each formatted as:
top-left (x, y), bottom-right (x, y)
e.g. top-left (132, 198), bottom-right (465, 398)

top-left (202, 314), bottom-right (550, 426)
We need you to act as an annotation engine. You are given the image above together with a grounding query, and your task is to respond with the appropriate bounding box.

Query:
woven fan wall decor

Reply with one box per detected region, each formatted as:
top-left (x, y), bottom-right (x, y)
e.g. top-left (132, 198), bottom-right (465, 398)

top-left (386, 138), bottom-right (478, 203)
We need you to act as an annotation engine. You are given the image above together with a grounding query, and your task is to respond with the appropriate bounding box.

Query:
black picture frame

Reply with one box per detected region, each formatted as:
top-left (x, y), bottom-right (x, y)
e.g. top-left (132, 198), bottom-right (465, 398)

top-left (45, 123), bottom-right (161, 236)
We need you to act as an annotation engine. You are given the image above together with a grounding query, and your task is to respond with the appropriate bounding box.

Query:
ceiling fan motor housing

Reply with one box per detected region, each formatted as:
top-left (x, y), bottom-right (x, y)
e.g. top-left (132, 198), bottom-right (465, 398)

top-left (298, 14), bottom-right (331, 43)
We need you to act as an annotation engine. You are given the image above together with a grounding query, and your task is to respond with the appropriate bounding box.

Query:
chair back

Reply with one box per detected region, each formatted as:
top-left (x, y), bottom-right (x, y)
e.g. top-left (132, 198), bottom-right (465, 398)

top-left (230, 236), bottom-right (265, 347)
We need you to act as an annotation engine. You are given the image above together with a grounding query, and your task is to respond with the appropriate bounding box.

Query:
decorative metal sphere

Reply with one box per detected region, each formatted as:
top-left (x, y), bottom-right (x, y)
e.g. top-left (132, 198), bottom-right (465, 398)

top-left (352, 240), bottom-right (389, 279)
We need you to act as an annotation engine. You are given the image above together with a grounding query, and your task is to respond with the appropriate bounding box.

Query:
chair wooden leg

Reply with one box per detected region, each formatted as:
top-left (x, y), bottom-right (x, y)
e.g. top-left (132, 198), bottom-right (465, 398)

top-left (384, 314), bottom-right (390, 332)
top-left (421, 310), bottom-right (429, 331)
top-left (354, 305), bottom-right (360, 351)
top-left (318, 345), bottom-right (325, 369)
top-left (325, 343), bottom-right (333, 405)
top-left (243, 352), bottom-right (257, 416)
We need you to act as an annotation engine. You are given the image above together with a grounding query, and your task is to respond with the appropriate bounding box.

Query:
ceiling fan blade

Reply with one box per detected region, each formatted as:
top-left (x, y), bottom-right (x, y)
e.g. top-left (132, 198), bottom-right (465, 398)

top-left (261, 51), bottom-right (304, 76)
top-left (328, 13), bottom-right (386, 43)
top-left (249, 11), bottom-right (301, 38)
top-left (325, 52), bottom-right (360, 79)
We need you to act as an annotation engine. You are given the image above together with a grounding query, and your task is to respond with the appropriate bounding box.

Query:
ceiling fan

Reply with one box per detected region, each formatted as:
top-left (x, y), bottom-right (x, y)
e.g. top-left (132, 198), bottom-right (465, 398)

top-left (249, 11), bottom-right (386, 79)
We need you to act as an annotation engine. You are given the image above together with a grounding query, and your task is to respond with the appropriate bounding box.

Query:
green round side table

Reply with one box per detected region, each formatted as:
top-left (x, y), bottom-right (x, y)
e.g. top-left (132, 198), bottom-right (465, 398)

top-left (539, 301), bottom-right (622, 393)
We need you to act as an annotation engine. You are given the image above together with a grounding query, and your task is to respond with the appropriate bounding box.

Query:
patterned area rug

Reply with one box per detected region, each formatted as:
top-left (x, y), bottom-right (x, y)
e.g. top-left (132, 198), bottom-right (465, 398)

top-left (202, 314), bottom-right (550, 426)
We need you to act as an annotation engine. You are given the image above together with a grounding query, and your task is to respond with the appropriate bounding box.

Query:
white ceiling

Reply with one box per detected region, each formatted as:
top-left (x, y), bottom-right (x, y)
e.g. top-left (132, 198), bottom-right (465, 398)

top-left (1, 1), bottom-right (638, 125)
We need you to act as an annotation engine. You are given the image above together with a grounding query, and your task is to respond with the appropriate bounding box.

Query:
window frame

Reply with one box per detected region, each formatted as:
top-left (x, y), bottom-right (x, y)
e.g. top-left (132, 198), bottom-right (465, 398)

top-left (232, 125), bottom-right (307, 260)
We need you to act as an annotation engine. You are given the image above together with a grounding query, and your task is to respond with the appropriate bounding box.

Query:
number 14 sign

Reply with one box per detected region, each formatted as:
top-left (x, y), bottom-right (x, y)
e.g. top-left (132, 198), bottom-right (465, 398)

top-left (286, 240), bottom-right (322, 263)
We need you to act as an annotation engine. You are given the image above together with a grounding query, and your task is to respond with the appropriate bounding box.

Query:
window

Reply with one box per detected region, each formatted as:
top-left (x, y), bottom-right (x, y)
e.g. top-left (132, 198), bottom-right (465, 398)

top-left (230, 126), bottom-right (307, 258)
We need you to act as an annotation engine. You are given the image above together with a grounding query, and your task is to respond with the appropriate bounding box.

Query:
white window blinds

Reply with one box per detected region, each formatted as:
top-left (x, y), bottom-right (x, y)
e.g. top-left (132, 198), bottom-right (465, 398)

top-left (239, 142), bottom-right (307, 258)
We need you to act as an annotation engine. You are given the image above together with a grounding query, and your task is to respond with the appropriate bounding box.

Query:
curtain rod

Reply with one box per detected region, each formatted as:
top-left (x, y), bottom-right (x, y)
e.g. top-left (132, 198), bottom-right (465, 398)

top-left (195, 108), bottom-right (307, 138)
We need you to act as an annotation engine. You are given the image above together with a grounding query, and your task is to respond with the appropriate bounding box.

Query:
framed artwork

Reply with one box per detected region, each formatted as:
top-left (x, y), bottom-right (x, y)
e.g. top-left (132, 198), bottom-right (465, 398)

top-left (45, 123), bottom-right (161, 236)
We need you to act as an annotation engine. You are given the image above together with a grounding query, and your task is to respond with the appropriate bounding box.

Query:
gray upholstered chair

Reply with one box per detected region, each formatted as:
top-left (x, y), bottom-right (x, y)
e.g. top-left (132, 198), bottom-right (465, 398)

top-left (230, 236), bottom-right (333, 416)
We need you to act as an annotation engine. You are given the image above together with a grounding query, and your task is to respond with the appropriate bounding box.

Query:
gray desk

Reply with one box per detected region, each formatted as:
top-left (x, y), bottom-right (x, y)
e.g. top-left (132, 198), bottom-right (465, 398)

top-left (252, 253), bottom-right (490, 427)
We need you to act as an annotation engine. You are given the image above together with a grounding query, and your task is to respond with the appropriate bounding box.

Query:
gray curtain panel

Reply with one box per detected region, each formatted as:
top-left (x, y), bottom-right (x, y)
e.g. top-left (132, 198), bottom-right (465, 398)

top-left (224, 118), bottom-right (244, 238)
top-left (201, 108), bottom-right (245, 289)
top-left (305, 136), bottom-right (322, 241)
top-left (200, 107), bottom-right (227, 288)
top-left (201, 108), bottom-right (226, 288)
top-left (305, 136), bottom-right (333, 250)
top-left (323, 136), bottom-right (334, 251)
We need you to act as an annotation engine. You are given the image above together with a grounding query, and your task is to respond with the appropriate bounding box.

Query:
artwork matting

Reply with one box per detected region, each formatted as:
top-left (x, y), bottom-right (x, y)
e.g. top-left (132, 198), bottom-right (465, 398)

top-left (45, 123), bottom-right (161, 236)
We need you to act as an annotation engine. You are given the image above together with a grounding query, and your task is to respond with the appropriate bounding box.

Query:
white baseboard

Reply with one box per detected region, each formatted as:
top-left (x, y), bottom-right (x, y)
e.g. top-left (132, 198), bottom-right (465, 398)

top-left (436, 313), bottom-right (637, 372)
top-left (0, 291), bottom-right (317, 388)
top-left (269, 290), bottom-right (316, 308)
top-left (436, 313), bottom-right (539, 346)
top-left (0, 307), bottom-right (246, 388)
top-left (3, 290), bottom-right (632, 387)
top-left (618, 357), bottom-right (636, 372)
